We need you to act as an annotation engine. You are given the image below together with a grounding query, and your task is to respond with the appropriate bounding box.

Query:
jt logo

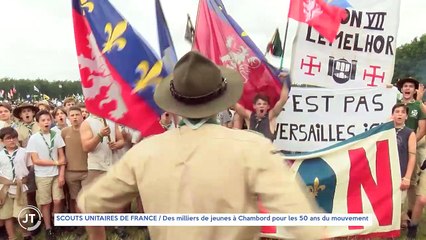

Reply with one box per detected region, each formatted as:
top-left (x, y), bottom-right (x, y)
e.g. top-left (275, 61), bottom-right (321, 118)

top-left (18, 205), bottom-right (43, 232)
top-left (22, 213), bottom-right (37, 224)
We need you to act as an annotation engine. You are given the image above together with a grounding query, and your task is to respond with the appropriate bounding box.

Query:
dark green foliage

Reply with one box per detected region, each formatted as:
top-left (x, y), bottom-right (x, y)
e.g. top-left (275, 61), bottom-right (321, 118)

top-left (393, 34), bottom-right (426, 84)
top-left (0, 78), bottom-right (82, 101)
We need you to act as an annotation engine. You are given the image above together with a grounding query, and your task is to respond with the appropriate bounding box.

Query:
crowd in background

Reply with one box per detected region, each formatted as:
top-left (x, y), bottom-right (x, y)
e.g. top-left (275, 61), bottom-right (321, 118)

top-left (0, 97), bottom-right (143, 240)
top-left (0, 75), bottom-right (425, 240)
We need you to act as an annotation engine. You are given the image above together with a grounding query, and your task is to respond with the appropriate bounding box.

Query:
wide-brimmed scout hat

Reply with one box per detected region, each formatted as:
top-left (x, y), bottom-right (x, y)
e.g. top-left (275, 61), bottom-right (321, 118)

top-left (13, 102), bottom-right (39, 119)
top-left (396, 77), bottom-right (419, 91)
top-left (154, 51), bottom-right (244, 118)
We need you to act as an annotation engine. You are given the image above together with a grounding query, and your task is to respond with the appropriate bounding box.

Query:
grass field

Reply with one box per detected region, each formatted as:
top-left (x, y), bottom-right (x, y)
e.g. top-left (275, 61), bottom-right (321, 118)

top-left (37, 227), bottom-right (149, 240)
top-left (15, 226), bottom-right (150, 240)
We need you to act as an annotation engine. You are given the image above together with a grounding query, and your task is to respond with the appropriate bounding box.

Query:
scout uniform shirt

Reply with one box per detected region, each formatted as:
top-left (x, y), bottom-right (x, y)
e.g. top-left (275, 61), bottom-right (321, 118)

top-left (0, 147), bottom-right (31, 195)
top-left (78, 124), bottom-right (325, 240)
top-left (0, 120), bottom-right (16, 130)
top-left (16, 122), bottom-right (40, 148)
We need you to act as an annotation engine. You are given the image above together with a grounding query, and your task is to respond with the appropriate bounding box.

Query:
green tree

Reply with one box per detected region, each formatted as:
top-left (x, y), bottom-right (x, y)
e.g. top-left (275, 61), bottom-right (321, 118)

top-left (0, 78), bottom-right (82, 101)
top-left (393, 34), bottom-right (426, 84)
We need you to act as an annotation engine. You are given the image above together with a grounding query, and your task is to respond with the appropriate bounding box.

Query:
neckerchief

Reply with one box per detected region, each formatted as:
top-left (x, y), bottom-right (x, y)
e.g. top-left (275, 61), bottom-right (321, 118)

top-left (396, 125), bottom-right (405, 135)
top-left (3, 148), bottom-right (18, 180)
top-left (40, 130), bottom-right (56, 160)
top-left (179, 117), bottom-right (218, 130)
top-left (254, 114), bottom-right (268, 130)
top-left (24, 122), bottom-right (35, 135)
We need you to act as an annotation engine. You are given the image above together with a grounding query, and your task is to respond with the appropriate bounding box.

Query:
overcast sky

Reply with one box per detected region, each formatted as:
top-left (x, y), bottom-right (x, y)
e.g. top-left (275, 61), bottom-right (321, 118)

top-left (0, 0), bottom-right (425, 81)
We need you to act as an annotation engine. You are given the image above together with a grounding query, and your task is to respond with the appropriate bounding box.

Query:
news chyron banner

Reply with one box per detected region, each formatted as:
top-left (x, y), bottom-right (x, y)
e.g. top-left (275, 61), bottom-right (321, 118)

top-left (264, 122), bottom-right (401, 239)
top-left (274, 87), bottom-right (398, 152)
top-left (290, 0), bottom-right (400, 88)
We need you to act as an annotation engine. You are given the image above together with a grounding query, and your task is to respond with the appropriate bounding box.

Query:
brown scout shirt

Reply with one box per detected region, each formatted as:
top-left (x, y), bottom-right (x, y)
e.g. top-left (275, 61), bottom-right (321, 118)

top-left (16, 122), bottom-right (40, 148)
top-left (77, 124), bottom-right (325, 240)
top-left (61, 126), bottom-right (88, 171)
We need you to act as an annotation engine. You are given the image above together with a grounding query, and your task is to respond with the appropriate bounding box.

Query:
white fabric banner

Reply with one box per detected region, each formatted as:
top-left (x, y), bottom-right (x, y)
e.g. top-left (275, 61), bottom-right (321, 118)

top-left (273, 87), bottom-right (398, 152)
top-left (263, 122), bottom-right (401, 238)
top-left (290, 0), bottom-right (401, 88)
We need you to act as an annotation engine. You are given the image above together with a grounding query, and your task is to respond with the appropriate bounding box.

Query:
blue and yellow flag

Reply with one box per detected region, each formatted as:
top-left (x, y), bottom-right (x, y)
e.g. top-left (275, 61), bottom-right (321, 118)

top-left (72, 0), bottom-right (165, 136)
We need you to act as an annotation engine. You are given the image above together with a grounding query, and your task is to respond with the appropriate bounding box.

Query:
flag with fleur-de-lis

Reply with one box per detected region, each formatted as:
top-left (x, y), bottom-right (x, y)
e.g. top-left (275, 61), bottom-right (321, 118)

top-left (72, 0), bottom-right (165, 136)
top-left (262, 122), bottom-right (401, 239)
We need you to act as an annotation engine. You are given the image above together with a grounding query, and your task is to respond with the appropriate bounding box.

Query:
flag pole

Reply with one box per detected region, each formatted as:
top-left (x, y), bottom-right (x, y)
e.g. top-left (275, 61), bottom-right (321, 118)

top-left (102, 118), bottom-right (112, 143)
top-left (187, 14), bottom-right (195, 44)
top-left (279, 19), bottom-right (289, 70)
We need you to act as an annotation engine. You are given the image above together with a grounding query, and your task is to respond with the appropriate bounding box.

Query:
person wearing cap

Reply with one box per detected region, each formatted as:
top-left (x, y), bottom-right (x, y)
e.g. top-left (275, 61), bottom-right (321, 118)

top-left (77, 51), bottom-right (325, 240)
top-left (396, 77), bottom-right (426, 140)
top-left (13, 103), bottom-right (40, 148)
top-left (233, 72), bottom-right (290, 141)
top-left (395, 77), bottom-right (426, 233)
top-left (12, 102), bottom-right (40, 237)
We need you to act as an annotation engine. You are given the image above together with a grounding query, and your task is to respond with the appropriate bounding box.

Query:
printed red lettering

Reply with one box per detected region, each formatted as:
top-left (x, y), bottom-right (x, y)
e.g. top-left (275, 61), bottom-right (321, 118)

top-left (347, 140), bottom-right (393, 230)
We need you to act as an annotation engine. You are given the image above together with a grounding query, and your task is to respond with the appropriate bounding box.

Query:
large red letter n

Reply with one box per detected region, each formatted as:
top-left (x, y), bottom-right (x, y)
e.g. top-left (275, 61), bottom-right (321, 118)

top-left (347, 140), bottom-right (393, 230)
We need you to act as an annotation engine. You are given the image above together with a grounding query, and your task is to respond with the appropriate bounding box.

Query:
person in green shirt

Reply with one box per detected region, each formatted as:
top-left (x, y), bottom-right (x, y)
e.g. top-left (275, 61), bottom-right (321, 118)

top-left (397, 77), bottom-right (426, 139)
top-left (406, 77), bottom-right (426, 239)
top-left (396, 77), bottom-right (426, 236)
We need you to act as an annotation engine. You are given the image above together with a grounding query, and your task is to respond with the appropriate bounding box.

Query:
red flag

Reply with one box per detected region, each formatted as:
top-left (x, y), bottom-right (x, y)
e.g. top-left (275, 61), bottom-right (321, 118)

top-left (193, 0), bottom-right (283, 111)
top-left (288, 0), bottom-right (347, 42)
top-left (258, 201), bottom-right (276, 234)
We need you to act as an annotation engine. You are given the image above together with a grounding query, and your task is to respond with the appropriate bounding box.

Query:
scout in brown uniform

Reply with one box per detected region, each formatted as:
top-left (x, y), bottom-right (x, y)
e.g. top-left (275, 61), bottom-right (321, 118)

top-left (77, 51), bottom-right (326, 240)
top-left (0, 127), bottom-right (32, 240)
top-left (12, 103), bottom-right (40, 236)
top-left (13, 103), bottom-right (40, 148)
top-left (61, 107), bottom-right (87, 213)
